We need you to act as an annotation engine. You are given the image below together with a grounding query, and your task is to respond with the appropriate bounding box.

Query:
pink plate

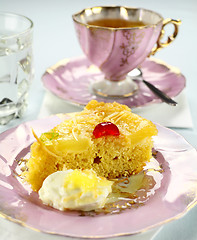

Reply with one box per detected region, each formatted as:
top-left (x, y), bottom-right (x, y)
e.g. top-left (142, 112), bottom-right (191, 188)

top-left (0, 116), bottom-right (197, 238)
top-left (42, 56), bottom-right (186, 108)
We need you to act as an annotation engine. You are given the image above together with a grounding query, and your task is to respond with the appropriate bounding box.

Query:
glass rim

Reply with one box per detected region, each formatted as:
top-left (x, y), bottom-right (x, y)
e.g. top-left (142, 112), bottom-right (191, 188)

top-left (0, 11), bottom-right (33, 40)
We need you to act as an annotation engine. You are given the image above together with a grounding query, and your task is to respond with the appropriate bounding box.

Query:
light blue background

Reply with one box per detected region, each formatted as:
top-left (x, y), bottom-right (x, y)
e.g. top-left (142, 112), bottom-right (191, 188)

top-left (0, 0), bottom-right (197, 239)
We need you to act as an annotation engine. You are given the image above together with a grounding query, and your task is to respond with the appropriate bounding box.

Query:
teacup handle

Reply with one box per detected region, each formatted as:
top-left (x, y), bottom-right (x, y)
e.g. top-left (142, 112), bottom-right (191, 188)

top-left (150, 18), bottom-right (181, 56)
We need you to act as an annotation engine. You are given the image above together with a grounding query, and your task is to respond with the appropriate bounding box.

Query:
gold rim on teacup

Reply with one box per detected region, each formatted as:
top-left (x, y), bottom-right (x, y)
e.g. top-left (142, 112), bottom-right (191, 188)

top-left (72, 6), bottom-right (164, 30)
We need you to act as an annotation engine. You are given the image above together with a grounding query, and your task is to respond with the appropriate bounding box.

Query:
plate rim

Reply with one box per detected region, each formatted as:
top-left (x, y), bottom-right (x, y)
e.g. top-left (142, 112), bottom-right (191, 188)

top-left (0, 115), bottom-right (196, 238)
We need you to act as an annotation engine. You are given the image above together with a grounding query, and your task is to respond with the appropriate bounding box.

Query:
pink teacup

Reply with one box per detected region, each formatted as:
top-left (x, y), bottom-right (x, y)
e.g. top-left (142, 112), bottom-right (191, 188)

top-left (72, 6), bottom-right (181, 98)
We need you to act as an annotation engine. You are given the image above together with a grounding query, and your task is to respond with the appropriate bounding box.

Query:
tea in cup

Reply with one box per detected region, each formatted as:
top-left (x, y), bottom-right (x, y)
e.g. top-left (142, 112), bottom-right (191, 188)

top-left (72, 6), bottom-right (181, 98)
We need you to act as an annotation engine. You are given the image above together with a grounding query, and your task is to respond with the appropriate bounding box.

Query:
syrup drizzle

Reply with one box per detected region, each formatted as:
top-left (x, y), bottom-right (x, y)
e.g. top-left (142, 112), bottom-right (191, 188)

top-left (16, 151), bottom-right (163, 216)
top-left (80, 154), bottom-right (163, 216)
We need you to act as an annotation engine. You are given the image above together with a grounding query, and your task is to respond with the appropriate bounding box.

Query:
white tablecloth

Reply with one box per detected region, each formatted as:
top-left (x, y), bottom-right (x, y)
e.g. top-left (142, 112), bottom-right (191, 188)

top-left (38, 90), bottom-right (193, 129)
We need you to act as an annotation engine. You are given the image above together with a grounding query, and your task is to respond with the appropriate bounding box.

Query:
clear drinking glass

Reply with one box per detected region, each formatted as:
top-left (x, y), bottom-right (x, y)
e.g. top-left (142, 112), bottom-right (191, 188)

top-left (0, 12), bottom-right (33, 125)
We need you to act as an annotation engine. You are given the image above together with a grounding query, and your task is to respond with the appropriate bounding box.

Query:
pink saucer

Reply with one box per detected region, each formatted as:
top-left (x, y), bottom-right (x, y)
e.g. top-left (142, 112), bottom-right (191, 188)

top-left (0, 115), bottom-right (197, 238)
top-left (42, 56), bottom-right (186, 108)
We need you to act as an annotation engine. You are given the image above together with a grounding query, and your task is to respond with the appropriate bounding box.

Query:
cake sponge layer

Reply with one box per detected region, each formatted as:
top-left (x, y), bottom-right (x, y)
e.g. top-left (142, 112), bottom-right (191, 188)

top-left (23, 100), bottom-right (158, 191)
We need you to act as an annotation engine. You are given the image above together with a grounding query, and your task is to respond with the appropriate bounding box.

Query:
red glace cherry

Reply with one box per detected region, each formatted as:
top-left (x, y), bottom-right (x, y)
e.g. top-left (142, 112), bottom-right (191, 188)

top-left (93, 122), bottom-right (120, 138)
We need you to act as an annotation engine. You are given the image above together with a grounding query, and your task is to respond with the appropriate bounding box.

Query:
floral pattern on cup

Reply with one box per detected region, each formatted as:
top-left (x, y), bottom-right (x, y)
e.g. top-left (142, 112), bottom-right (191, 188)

top-left (120, 30), bottom-right (145, 67)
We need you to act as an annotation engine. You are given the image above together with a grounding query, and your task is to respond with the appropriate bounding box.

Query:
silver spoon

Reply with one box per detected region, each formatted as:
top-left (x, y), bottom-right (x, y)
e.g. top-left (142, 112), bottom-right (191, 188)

top-left (129, 68), bottom-right (177, 106)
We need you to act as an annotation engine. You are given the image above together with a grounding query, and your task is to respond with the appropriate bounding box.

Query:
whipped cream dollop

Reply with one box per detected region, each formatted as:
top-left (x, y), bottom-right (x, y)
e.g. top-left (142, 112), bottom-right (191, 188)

top-left (38, 169), bottom-right (113, 211)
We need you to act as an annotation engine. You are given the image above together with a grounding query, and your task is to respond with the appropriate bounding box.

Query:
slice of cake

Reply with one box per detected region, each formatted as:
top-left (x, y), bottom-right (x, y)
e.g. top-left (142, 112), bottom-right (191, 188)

top-left (23, 100), bottom-right (158, 192)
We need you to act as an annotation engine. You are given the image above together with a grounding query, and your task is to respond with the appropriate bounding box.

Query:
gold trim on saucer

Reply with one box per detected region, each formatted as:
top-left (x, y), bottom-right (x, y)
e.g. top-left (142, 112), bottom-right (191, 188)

top-left (92, 88), bottom-right (138, 98)
top-left (46, 59), bottom-right (70, 74)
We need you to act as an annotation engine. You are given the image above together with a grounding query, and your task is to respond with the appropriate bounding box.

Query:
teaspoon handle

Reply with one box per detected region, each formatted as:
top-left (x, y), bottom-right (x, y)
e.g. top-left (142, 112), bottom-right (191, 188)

top-left (142, 79), bottom-right (177, 106)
